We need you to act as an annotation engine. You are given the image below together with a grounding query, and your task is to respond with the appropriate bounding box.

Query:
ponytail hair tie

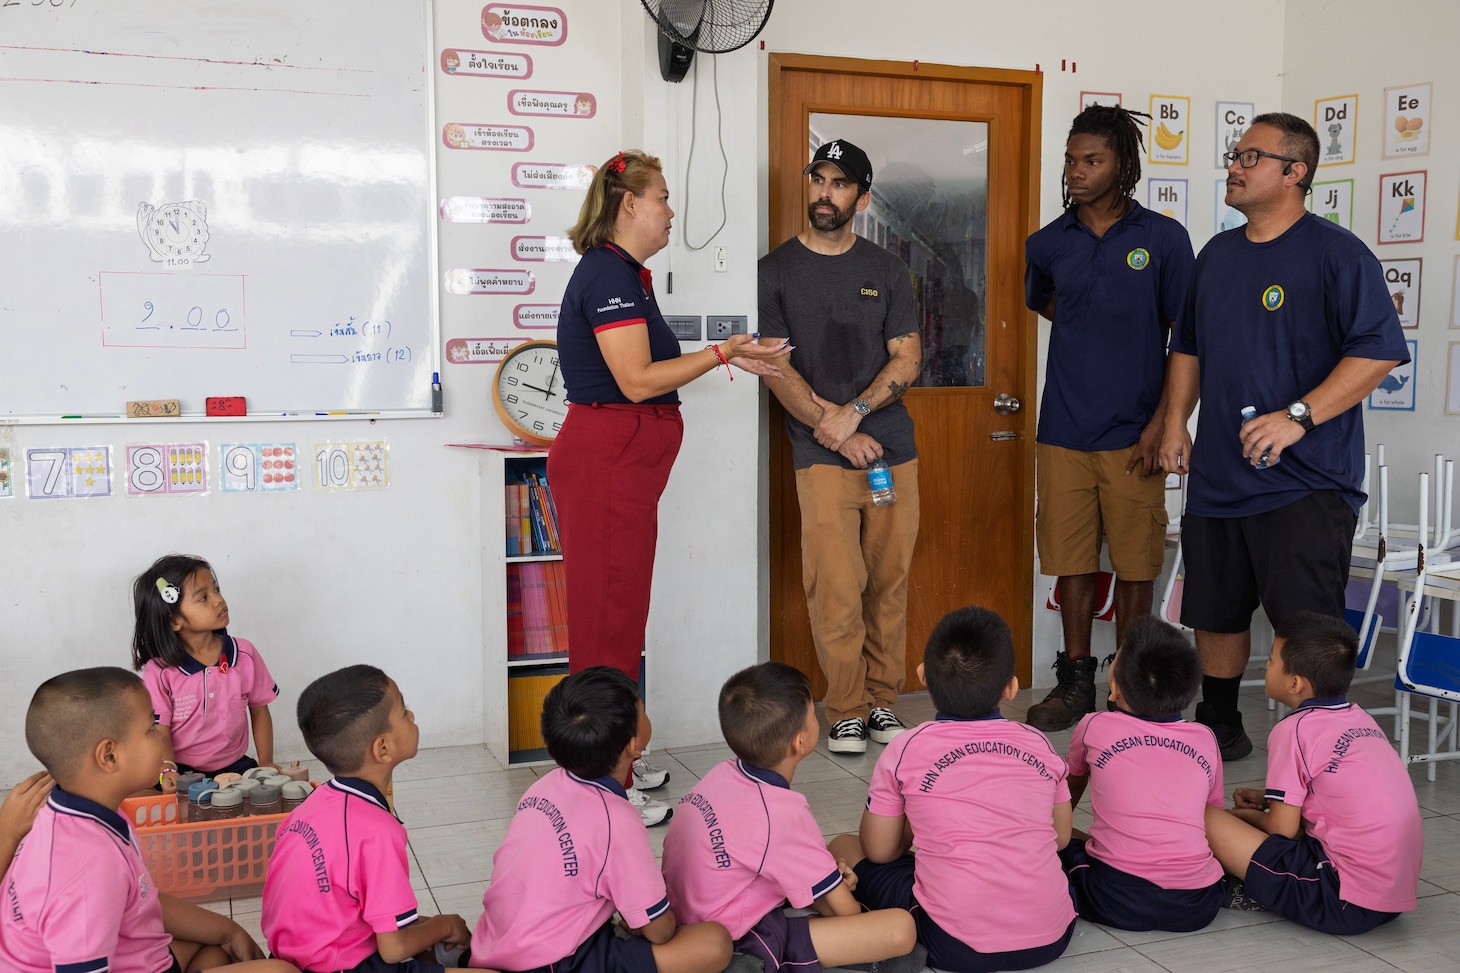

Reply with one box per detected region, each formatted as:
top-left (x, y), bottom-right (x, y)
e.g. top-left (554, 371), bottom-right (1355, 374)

top-left (607, 151), bottom-right (626, 174)
top-left (156, 578), bottom-right (180, 604)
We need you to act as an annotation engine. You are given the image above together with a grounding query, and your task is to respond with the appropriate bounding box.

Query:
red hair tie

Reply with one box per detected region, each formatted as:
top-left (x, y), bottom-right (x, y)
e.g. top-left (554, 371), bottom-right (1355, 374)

top-left (607, 151), bottom-right (626, 174)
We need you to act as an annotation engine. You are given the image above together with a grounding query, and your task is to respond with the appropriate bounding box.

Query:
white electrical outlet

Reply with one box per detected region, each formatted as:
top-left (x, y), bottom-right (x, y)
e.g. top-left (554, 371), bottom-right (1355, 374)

top-left (714, 247), bottom-right (727, 272)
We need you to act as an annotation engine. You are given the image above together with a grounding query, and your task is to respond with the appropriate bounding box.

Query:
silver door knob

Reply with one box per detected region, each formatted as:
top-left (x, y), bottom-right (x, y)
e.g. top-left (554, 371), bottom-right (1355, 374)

top-left (994, 393), bottom-right (1021, 415)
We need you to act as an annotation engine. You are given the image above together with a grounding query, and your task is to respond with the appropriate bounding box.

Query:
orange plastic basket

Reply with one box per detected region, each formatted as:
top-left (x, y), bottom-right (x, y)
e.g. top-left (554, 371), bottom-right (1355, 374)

top-left (121, 793), bottom-right (288, 903)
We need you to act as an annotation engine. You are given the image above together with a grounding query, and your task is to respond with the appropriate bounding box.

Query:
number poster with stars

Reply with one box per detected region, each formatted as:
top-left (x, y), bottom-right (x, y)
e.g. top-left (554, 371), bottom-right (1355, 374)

top-left (27, 447), bottom-right (112, 499)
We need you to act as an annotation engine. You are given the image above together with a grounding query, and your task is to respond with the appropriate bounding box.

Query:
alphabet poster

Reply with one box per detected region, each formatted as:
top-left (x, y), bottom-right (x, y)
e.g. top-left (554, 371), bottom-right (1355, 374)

top-left (1148, 95), bottom-right (1190, 165)
top-left (1369, 341), bottom-right (1417, 411)
top-left (1147, 179), bottom-right (1188, 228)
top-left (0, 445), bottom-right (11, 499)
top-left (1384, 83), bottom-right (1431, 159)
top-left (1378, 171), bottom-right (1426, 244)
top-left (1379, 258), bottom-right (1422, 329)
top-left (1449, 342), bottom-right (1460, 414)
top-left (1315, 94), bottom-right (1357, 166)
top-left (1452, 256), bottom-right (1460, 327)
top-left (1310, 179), bottom-right (1354, 230)
top-left (1214, 101), bottom-right (1253, 169)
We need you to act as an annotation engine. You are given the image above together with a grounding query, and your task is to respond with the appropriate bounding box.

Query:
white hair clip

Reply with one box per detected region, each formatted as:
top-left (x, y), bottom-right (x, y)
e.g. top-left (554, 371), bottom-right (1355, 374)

top-left (156, 578), bottom-right (180, 604)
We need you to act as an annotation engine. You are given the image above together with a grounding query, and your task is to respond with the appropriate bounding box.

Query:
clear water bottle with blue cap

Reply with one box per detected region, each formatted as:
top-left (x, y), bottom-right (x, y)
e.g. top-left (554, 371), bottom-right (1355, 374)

top-left (1240, 406), bottom-right (1274, 469)
top-left (868, 457), bottom-right (896, 505)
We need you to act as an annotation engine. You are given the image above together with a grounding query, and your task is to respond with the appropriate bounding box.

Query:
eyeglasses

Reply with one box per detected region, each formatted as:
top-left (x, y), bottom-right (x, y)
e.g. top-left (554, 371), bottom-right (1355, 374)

top-left (1223, 148), bottom-right (1299, 173)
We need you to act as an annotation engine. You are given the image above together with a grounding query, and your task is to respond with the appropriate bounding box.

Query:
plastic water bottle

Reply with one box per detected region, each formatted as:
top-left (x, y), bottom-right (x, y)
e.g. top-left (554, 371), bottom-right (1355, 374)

top-left (1239, 406), bottom-right (1274, 469)
top-left (868, 458), bottom-right (896, 505)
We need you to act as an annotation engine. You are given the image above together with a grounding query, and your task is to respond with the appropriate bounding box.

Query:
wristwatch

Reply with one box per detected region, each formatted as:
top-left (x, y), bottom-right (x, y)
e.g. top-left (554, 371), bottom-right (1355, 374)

top-left (852, 398), bottom-right (871, 416)
top-left (1286, 400), bottom-right (1315, 432)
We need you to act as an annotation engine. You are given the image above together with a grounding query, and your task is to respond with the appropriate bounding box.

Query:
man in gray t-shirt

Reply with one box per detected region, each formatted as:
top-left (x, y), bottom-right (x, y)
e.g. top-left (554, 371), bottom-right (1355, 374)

top-left (758, 138), bottom-right (922, 755)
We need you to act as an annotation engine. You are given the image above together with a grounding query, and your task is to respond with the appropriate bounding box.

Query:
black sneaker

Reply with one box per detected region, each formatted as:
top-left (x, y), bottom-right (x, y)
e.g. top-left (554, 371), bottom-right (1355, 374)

top-left (868, 707), bottom-right (908, 744)
top-left (1195, 702), bottom-right (1254, 761)
top-left (1026, 652), bottom-right (1097, 731)
top-left (828, 717), bottom-right (868, 754)
top-left (1222, 877), bottom-right (1267, 912)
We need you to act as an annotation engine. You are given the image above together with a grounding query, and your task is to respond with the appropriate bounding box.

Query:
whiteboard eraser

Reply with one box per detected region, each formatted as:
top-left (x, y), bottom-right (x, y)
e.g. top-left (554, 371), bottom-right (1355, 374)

top-left (206, 396), bottom-right (246, 416)
top-left (126, 399), bottom-right (181, 418)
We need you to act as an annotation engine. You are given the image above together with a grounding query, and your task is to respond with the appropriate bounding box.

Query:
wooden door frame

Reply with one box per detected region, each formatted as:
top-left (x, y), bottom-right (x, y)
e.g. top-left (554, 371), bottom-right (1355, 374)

top-left (766, 53), bottom-right (1044, 684)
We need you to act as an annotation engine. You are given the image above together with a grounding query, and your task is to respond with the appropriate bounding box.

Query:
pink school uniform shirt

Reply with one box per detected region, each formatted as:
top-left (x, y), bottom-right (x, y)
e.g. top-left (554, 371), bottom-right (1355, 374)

top-left (1066, 710), bottom-right (1225, 889)
top-left (262, 777), bottom-right (424, 971)
top-left (1263, 698), bottom-right (1423, 914)
top-left (662, 759), bottom-right (843, 938)
top-left (143, 633), bottom-right (278, 770)
top-left (0, 789), bottom-right (174, 973)
top-left (471, 769), bottom-right (670, 970)
top-left (868, 714), bottom-right (1076, 953)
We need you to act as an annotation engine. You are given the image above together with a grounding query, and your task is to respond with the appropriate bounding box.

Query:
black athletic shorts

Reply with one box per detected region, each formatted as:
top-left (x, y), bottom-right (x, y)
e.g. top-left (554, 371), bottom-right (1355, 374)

top-left (1179, 491), bottom-right (1356, 633)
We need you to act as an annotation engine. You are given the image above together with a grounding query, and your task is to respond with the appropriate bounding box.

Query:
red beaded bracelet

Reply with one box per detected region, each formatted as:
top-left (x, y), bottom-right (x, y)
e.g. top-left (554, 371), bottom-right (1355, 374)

top-left (708, 343), bottom-right (733, 380)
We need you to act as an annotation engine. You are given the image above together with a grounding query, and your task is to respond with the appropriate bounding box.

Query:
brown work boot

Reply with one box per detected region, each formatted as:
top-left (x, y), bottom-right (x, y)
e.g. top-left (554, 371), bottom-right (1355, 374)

top-left (1025, 651), bottom-right (1097, 731)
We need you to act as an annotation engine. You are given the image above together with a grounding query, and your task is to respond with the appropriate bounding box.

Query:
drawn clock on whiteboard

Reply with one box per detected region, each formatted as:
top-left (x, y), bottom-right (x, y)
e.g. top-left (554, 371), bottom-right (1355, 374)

top-left (137, 200), bottom-right (212, 263)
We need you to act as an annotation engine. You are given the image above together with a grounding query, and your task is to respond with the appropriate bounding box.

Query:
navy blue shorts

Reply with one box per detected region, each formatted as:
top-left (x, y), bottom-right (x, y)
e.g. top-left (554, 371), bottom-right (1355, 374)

top-left (498, 920), bottom-right (657, 973)
top-left (302, 950), bottom-right (445, 973)
top-left (853, 855), bottom-right (1074, 973)
top-left (162, 953), bottom-right (184, 973)
top-left (177, 754), bottom-right (259, 777)
top-left (736, 908), bottom-right (820, 973)
top-left (1245, 833), bottom-right (1400, 935)
top-left (1059, 839), bottom-right (1223, 932)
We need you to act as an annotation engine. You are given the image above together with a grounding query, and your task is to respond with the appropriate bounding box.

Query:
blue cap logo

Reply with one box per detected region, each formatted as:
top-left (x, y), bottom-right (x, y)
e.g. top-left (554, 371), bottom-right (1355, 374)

top-left (1126, 248), bottom-right (1150, 270)
top-left (1262, 285), bottom-right (1285, 311)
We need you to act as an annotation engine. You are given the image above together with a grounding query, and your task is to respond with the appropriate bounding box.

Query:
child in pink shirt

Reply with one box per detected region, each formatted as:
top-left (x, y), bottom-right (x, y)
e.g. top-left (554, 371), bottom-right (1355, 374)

top-left (662, 662), bottom-right (919, 973)
top-left (1063, 616), bottom-right (1226, 931)
top-left (830, 607), bottom-right (1076, 973)
top-left (1205, 612), bottom-right (1423, 935)
top-left (262, 665), bottom-right (475, 973)
top-left (0, 666), bottom-right (294, 973)
top-left (471, 666), bottom-right (731, 973)
top-left (131, 555), bottom-right (278, 779)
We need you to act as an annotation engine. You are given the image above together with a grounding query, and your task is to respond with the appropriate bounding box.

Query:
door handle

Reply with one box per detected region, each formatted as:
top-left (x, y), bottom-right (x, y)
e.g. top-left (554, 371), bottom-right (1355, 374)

top-left (994, 393), bottom-right (1021, 415)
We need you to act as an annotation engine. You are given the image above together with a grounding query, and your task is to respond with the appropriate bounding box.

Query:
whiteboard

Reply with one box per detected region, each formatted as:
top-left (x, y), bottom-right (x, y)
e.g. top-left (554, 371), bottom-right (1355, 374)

top-left (0, 0), bottom-right (439, 420)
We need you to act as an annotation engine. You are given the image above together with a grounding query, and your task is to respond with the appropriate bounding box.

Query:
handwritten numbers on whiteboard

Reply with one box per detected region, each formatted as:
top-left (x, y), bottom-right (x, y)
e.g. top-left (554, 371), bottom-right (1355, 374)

top-left (313, 441), bottom-right (388, 490)
top-left (221, 443), bottom-right (298, 493)
top-left (126, 443), bottom-right (206, 496)
top-left (27, 447), bottom-right (112, 499)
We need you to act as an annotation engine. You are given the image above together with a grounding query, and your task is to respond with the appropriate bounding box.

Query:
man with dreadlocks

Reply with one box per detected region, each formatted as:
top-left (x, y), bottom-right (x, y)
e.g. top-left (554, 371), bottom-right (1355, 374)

top-left (1022, 105), bottom-right (1195, 731)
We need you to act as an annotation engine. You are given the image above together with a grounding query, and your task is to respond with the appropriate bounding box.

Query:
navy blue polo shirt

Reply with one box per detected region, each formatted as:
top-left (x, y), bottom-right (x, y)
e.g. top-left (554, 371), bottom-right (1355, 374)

top-left (1170, 213), bottom-right (1409, 518)
top-left (1026, 201), bottom-right (1194, 451)
top-left (557, 243), bottom-right (681, 405)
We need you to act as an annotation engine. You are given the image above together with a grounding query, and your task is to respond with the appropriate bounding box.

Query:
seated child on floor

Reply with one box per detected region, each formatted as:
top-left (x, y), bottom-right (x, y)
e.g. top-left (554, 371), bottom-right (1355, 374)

top-left (1062, 615), bottom-right (1226, 931)
top-left (0, 667), bottom-right (295, 973)
top-left (661, 662), bottom-right (920, 973)
top-left (1204, 611), bottom-right (1423, 935)
top-left (470, 666), bottom-right (731, 973)
top-left (829, 606), bottom-right (1077, 973)
top-left (262, 665), bottom-right (476, 973)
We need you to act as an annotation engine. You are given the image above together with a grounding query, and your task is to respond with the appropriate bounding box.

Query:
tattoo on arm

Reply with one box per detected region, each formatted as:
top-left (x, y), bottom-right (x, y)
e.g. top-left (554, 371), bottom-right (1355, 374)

top-left (887, 379), bottom-right (909, 400)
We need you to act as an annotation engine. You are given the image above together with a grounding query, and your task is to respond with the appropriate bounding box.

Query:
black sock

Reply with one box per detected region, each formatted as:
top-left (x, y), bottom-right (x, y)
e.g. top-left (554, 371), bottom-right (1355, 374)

top-left (1202, 675), bottom-right (1242, 722)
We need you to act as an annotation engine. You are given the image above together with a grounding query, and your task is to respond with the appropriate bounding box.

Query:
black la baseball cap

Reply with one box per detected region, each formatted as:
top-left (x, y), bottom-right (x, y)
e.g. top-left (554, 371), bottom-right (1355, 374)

top-left (804, 139), bottom-right (873, 193)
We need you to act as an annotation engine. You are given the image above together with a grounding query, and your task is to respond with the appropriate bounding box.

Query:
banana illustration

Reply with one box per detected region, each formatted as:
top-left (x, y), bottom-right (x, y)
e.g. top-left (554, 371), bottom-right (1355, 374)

top-left (1154, 122), bottom-right (1185, 151)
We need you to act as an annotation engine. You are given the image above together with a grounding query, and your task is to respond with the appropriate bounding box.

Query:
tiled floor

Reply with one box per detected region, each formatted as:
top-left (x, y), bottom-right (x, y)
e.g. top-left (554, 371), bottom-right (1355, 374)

top-left (209, 661), bottom-right (1460, 973)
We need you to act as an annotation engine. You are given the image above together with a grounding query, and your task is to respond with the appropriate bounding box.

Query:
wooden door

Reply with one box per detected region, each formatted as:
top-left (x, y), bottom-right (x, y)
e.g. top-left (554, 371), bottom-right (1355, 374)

top-left (768, 54), bottom-right (1042, 689)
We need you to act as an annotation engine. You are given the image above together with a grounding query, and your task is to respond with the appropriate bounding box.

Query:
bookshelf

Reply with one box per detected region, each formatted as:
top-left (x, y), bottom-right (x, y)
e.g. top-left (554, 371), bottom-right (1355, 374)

top-left (480, 449), bottom-right (568, 765)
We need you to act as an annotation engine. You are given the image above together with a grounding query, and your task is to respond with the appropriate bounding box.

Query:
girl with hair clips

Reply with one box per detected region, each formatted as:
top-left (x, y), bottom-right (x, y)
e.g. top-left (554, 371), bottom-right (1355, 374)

top-left (1024, 105), bottom-right (1196, 733)
top-left (548, 150), bottom-right (790, 825)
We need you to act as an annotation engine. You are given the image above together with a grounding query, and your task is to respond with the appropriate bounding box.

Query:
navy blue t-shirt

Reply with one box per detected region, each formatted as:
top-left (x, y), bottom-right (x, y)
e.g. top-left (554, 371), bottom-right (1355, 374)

top-left (1026, 201), bottom-right (1194, 451)
top-left (1170, 213), bottom-right (1409, 518)
top-left (557, 243), bottom-right (681, 405)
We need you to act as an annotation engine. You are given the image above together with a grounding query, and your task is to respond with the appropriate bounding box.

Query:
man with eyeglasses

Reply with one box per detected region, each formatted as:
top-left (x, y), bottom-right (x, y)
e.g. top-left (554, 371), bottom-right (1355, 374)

top-left (1158, 113), bottom-right (1408, 761)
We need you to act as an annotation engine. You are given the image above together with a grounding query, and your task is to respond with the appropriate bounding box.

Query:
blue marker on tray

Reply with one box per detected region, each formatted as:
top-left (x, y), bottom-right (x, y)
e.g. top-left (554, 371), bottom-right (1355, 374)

top-left (431, 372), bottom-right (443, 413)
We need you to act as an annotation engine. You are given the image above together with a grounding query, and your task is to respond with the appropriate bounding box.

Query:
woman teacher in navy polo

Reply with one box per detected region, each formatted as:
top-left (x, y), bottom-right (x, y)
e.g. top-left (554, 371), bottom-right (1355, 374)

top-left (549, 150), bottom-right (788, 813)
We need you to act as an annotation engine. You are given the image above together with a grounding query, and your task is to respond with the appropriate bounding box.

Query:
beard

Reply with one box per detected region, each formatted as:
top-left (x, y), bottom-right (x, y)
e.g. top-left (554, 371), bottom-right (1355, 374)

top-left (807, 197), bottom-right (855, 232)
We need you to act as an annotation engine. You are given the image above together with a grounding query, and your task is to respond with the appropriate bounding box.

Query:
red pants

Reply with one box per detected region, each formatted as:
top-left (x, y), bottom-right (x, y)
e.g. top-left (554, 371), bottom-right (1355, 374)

top-left (548, 402), bottom-right (683, 677)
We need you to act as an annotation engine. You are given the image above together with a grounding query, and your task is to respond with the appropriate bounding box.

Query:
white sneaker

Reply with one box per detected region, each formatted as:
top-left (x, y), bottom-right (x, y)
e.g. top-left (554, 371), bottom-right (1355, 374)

top-left (632, 755), bottom-right (670, 790)
top-left (868, 707), bottom-right (908, 744)
top-left (627, 786), bottom-right (673, 826)
top-left (828, 717), bottom-right (868, 754)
